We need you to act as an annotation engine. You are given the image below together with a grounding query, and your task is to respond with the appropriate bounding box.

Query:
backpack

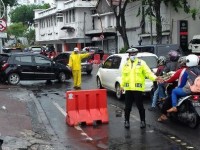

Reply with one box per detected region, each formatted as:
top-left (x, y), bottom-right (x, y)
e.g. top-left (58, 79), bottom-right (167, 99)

top-left (189, 76), bottom-right (200, 93)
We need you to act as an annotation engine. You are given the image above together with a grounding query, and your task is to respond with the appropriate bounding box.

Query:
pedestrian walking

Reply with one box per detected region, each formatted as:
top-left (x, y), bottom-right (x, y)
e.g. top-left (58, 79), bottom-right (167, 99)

top-left (120, 48), bottom-right (163, 129)
top-left (68, 47), bottom-right (92, 89)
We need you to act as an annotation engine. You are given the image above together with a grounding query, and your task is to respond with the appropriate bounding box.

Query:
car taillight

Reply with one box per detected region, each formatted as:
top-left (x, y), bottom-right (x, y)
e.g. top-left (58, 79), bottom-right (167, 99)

top-left (192, 95), bottom-right (199, 101)
top-left (1, 63), bottom-right (9, 71)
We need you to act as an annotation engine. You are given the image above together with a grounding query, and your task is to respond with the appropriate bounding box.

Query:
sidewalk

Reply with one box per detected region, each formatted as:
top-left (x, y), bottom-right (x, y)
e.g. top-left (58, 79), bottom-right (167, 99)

top-left (0, 84), bottom-right (53, 150)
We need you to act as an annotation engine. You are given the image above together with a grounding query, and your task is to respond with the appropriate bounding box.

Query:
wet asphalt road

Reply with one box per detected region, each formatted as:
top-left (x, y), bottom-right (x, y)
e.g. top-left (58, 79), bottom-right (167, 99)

top-left (18, 64), bottom-right (200, 150)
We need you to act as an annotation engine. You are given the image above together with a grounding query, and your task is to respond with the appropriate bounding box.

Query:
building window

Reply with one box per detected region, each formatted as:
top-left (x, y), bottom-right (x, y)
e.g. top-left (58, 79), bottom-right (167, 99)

top-left (69, 10), bottom-right (71, 22)
top-left (66, 11), bottom-right (68, 23)
top-left (72, 9), bottom-right (75, 22)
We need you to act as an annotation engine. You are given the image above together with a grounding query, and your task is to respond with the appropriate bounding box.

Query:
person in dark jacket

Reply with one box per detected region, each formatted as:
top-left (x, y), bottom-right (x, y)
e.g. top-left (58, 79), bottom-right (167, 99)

top-left (148, 56), bottom-right (166, 111)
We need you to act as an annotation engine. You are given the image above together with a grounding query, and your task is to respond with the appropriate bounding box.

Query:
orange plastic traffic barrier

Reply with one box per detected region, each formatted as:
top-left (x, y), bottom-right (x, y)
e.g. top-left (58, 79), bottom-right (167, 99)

top-left (93, 54), bottom-right (101, 64)
top-left (66, 89), bottom-right (109, 126)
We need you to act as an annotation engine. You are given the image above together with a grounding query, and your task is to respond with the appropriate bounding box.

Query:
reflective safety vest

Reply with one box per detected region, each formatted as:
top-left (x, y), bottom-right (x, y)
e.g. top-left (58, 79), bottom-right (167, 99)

top-left (121, 58), bottom-right (156, 91)
top-left (68, 52), bottom-right (90, 71)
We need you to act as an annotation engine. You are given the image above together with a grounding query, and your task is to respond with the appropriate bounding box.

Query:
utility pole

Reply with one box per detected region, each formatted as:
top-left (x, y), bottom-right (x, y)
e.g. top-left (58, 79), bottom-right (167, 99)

top-left (83, 12), bottom-right (86, 47)
top-left (149, 0), bottom-right (153, 44)
top-left (0, 1), bottom-right (2, 53)
top-left (98, 14), bottom-right (104, 50)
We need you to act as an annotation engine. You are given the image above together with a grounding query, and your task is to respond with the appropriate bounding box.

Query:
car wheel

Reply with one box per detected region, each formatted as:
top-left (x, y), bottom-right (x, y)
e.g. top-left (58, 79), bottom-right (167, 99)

top-left (116, 83), bottom-right (123, 100)
top-left (97, 77), bottom-right (102, 89)
top-left (8, 73), bottom-right (20, 85)
top-left (86, 70), bottom-right (92, 75)
top-left (58, 72), bottom-right (66, 82)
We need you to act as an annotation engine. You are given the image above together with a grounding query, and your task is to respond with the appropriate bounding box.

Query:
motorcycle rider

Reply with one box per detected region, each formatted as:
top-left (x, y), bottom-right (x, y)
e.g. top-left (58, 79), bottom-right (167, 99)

top-left (157, 56), bottom-right (188, 121)
top-left (157, 55), bottom-right (199, 122)
top-left (167, 54), bottom-right (199, 113)
top-left (148, 56), bottom-right (166, 111)
top-left (157, 50), bottom-right (180, 103)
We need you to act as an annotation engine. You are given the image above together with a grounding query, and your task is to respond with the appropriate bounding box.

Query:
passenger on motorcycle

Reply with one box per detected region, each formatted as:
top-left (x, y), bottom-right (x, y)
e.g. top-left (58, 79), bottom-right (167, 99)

top-left (167, 54), bottom-right (200, 113)
top-left (157, 56), bottom-right (188, 121)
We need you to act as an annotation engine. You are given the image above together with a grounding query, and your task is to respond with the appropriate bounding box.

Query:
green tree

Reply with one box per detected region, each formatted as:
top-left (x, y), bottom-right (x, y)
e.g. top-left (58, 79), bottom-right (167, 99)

top-left (25, 29), bottom-right (35, 44)
top-left (10, 4), bottom-right (50, 26)
top-left (7, 22), bottom-right (27, 38)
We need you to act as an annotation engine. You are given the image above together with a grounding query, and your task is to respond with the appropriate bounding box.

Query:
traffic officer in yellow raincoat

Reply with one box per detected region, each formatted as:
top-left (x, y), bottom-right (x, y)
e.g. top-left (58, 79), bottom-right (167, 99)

top-left (121, 48), bottom-right (162, 129)
top-left (68, 47), bottom-right (91, 89)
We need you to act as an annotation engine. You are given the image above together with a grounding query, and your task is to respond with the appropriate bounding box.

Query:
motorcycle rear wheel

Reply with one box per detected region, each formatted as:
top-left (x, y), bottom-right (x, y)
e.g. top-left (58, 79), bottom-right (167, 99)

top-left (188, 113), bottom-right (199, 129)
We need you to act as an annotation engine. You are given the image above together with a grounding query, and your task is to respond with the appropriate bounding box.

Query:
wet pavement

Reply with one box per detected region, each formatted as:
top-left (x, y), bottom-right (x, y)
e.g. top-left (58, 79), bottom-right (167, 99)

top-left (0, 65), bottom-right (199, 149)
top-left (0, 85), bottom-right (62, 150)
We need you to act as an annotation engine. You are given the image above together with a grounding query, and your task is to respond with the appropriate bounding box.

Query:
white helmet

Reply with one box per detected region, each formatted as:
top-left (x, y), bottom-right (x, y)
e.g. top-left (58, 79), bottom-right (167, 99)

top-left (186, 54), bottom-right (199, 67)
top-left (74, 47), bottom-right (79, 52)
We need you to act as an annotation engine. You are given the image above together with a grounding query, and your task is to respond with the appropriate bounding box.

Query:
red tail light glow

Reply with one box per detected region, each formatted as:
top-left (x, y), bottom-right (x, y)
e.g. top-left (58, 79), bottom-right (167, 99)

top-left (1, 63), bottom-right (9, 71)
top-left (192, 95), bottom-right (199, 101)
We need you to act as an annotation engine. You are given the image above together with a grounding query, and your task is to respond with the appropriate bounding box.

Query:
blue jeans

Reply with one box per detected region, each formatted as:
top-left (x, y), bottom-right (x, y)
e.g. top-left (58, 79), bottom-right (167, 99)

top-left (151, 84), bottom-right (166, 107)
top-left (158, 83), bottom-right (166, 99)
top-left (151, 87), bottom-right (159, 107)
top-left (171, 88), bottom-right (188, 107)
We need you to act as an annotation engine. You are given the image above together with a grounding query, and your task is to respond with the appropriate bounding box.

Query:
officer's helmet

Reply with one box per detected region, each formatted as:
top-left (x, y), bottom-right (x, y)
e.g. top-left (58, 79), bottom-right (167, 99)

top-left (126, 48), bottom-right (139, 54)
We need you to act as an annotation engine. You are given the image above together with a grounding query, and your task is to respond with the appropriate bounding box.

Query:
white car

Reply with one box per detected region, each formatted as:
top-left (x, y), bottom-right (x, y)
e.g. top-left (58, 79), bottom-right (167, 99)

top-left (96, 52), bottom-right (158, 99)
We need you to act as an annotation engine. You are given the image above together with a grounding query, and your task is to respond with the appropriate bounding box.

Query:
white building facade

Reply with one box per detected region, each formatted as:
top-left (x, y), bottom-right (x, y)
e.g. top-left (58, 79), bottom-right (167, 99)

top-left (34, 0), bottom-right (200, 53)
top-left (34, 0), bottom-right (98, 52)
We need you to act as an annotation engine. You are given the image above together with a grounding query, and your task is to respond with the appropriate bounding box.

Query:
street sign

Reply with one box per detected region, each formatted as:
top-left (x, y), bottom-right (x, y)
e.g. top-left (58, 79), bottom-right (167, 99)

top-left (0, 32), bottom-right (7, 38)
top-left (100, 34), bottom-right (104, 40)
top-left (0, 19), bottom-right (7, 32)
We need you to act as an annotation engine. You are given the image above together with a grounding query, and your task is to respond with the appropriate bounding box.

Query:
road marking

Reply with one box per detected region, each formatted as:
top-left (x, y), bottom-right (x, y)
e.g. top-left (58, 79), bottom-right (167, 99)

top-left (52, 101), bottom-right (67, 117)
top-left (52, 101), bottom-right (93, 141)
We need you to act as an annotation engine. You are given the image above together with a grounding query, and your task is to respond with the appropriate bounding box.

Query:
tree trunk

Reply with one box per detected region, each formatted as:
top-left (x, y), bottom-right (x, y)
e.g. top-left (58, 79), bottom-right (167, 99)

top-left (154, 0), bottom-right (162, 44)
top-left (113, 0), bottom-right (129, 49)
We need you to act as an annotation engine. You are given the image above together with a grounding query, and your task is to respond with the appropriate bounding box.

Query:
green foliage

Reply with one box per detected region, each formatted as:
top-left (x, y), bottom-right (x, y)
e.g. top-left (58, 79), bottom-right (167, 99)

top-left (7, 22), bottom-right (27, 38)
top-left (25, 29), bottom-right (35, 44)
top-left (119, 46), bottom-right (129, 53)
top-left (10, 4), bottom-right (50, 25)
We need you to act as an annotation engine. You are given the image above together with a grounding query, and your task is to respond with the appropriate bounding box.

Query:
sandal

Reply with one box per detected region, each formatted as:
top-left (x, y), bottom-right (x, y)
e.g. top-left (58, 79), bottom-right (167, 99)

top-left (167, 107), bottom-right (177, 113)
top-left (157, 115), bottom-right (168, 122)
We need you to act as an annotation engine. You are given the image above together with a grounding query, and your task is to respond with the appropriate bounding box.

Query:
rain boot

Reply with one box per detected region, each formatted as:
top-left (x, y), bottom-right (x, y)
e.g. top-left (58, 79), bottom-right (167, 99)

top-left (139, 109), bottom-right (146, 129)
top-left (124, 110), bottom-right (130, 129)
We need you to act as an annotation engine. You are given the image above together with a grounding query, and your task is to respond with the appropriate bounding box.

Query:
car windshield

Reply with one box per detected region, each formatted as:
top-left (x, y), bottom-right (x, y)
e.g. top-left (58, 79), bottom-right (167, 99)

top-left (89, 48), bottom-right (99, 53)
top-left (32, 47), bottom-right (41, 52)
top-left (139, 56), bottom-right (157, 69)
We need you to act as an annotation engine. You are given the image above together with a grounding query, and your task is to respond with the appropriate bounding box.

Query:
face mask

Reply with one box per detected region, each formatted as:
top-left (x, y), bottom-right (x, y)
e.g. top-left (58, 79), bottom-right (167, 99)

top-left (130, 56), bottom-right (136, 61)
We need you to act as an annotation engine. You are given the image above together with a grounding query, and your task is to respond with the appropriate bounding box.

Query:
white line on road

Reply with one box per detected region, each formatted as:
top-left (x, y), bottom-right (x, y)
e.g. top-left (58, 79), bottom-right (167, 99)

top-left (52, 101), bottom-right (93, 141)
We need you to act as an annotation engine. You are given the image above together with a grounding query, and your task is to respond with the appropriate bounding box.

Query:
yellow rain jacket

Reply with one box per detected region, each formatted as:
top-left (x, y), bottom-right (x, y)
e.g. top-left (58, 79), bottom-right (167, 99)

top-left (68, 52), bottom-right (90, 70)
top-left (121, 58), bottom-right (157, 91)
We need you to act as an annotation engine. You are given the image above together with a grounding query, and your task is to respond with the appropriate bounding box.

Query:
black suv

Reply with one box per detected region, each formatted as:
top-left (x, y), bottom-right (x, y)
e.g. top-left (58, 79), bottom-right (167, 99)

top-left (0, 53), bottom-right (72, 85)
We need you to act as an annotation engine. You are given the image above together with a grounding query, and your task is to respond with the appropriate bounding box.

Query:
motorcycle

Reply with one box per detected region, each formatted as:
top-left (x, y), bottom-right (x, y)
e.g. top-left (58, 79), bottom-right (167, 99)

top-left (154, 72), bottom-right (200, 128)
top-left (169, 94), bottom-right (200, 128)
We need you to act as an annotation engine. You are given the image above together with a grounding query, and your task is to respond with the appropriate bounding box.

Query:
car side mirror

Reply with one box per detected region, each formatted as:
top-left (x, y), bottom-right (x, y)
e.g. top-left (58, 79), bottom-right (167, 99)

top-left (98, 63), bottom-right (103, 68)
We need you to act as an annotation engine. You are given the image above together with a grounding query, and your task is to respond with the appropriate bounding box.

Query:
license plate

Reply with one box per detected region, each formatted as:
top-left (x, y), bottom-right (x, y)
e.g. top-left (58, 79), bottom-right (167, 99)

top-left (193, 102), bottom-right (200, 107)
